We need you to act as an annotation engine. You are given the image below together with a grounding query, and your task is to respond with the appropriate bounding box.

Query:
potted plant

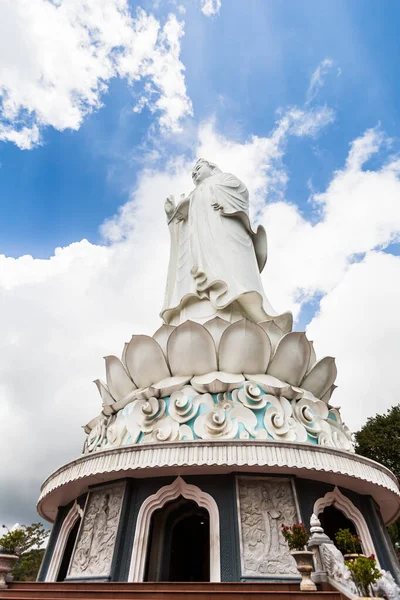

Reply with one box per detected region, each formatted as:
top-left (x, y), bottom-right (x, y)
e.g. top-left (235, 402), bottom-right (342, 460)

top-left (281, 522), bottom-right (317, 591)
top-left (345, 554), bottom-right (382, 598)
top-left (0, 526), bottom-right (22, 588)
top-left (335, 528), bottom-right (363, 559)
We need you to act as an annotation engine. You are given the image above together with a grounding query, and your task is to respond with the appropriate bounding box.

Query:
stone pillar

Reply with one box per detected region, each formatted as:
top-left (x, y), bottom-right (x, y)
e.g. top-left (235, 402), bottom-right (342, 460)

top-left (308, 513), bottom-right (333, 585)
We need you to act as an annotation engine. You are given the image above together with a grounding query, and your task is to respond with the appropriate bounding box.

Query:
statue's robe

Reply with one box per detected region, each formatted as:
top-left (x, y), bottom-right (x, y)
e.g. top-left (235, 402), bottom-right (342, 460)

top-left (161, 171), bottom-right (291, 330)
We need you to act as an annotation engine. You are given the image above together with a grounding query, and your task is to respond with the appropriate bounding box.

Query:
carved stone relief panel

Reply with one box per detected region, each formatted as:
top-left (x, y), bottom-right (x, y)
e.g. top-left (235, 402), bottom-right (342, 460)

top-left (67, 482), bottom-right (125, 579)
top-left (237, 477), bottom-right (299, 578)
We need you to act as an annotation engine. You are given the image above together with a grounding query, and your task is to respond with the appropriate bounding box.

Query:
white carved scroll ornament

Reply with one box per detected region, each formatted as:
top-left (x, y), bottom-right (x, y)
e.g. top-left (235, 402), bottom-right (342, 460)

top-left (128, 476), bottom-right (220, 582)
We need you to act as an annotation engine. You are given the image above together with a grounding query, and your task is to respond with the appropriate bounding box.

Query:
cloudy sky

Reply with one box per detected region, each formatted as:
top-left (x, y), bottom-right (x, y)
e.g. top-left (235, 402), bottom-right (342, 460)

top-left (1, 0), bottom-right (400, 527)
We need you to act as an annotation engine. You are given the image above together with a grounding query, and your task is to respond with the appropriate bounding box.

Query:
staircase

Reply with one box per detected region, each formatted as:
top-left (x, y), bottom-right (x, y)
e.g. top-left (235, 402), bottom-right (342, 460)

top-left (0, 581), bottom-right (350, 599)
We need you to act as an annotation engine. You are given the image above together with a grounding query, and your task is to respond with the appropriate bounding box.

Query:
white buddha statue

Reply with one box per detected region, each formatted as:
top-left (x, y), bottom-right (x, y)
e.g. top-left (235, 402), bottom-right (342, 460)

top-left (161, 158), bottom-right (291, 331)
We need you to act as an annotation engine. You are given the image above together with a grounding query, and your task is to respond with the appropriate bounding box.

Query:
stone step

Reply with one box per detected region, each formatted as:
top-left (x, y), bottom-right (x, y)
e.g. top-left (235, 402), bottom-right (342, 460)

top-left (0, 582), bottom-right (349, 600)
top-left (4, 583), bottom-right (305, 592)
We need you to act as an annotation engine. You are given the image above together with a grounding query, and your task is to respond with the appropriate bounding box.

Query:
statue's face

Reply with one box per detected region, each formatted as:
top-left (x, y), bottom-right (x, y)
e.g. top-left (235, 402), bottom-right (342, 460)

top-left (192, 161), bottom-right (213, 185)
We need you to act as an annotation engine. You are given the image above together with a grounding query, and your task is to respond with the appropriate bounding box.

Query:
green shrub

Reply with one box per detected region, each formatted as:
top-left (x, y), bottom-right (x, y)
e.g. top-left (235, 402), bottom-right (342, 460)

top-left (345, 555), bottom-right (381, 597)
top-left (335, 528), bottom-right (363, 555)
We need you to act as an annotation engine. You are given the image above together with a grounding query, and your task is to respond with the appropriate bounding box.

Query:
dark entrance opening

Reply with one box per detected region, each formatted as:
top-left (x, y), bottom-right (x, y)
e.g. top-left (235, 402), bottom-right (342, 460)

top-left (57, 518), bottom-right (81, 581)
top-left (145, 496), bottom-right (210, 582)
top-left (319, 505), bottom-right (360, 551)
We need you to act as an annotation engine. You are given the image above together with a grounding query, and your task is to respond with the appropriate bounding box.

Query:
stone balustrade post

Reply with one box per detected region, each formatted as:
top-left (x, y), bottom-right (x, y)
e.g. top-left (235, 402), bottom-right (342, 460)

top-left (308, 513), bottom-right (334, 584)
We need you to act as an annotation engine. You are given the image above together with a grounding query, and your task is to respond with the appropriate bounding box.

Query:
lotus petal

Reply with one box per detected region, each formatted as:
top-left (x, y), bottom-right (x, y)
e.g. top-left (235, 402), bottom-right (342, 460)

top-left (94, 379), bottom-right (116, 415)
top-left (153, 324), bottom-right (175, 357)
top-left (219, 319), bottom-right (271, 374)
top-left (244, 373), bottom-right (303, 400)
top-left (301, 357), bottom-right (337, 399)
top-left (167, 320), bottom-right (217, 376)
top-left (83, 414), bottom-right (103, 434)
top-left (130, 387), bottom-right (161, 402)
top-left (267, 332), bottom-right (311, 386)
top-left (203, 317), bottom-right (230, 352)
top-left (191, 371), bottom-right (245, 394)
top-left (321, 384), bottom-right (337, 405)
top-left (121, 342), bottom-right (129, 365)
top-left (105, 355), bottom-right (136, 402)
top-left (273, 312), bottom-right (293, 334)
top-left (125, 335), bottom-right (170, 388)
top-left (307, 341), bottom-right (317, 372)
top-left (152, 375), bottom-right (191, 397)
top-left (258, 320), bottom-right (285, 353)
top-left (112, 389), bottom-right (141, 412)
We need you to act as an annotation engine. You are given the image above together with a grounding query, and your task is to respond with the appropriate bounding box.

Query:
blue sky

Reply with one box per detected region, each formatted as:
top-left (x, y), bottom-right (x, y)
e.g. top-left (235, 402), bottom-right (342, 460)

top-left (1, 0), bottom-right (400, 525)
top-left (1, 0), bottom-right (399, 257)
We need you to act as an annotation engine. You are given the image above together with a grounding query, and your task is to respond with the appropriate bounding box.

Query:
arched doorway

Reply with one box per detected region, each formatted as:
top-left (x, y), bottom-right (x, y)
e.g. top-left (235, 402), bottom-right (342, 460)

top-left (319, 504), bottom-right (359, 550)
top-left (145, 497), bottom-right (210, 581)
top-left (45, 501), bottom-right (83, 582)
top-left (56, 518), bottom-right (81, 581)
top-left (129, 477), bottom-right (221, 582)
top-left (313, 486), bottom-right (377, 560)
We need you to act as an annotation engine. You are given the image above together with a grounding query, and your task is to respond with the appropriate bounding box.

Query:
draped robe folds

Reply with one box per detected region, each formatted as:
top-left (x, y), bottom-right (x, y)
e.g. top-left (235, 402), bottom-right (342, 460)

top-left (161, 171), bottom-right (292, 329)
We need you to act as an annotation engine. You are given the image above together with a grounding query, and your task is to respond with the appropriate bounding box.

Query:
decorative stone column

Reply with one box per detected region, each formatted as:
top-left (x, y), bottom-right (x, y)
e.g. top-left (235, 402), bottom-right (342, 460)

top-left (308, 513), bottom-right (333, 584)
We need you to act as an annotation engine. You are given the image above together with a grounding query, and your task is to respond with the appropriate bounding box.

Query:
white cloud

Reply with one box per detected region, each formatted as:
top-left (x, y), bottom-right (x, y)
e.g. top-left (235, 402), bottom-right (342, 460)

top-left (1, 117), bottom-right (400, 525)
top-left (306, 252), bottom-right (400, 431)
top-left (306, 58), bottom-right (334, 104)
top-left (200, 0), bottom-right (222, 17)
top-left (258, 128), bottom-right (400, 323)
top-left (0, 0), bottom-right (192, 149)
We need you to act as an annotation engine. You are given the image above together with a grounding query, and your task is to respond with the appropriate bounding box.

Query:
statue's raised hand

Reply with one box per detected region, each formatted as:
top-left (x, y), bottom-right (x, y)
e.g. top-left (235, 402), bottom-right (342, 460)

top-left (164, 195), bottom-right (176, 220)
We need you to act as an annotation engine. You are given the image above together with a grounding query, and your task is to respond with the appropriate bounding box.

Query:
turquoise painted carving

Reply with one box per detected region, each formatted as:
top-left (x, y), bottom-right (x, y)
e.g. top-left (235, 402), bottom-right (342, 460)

top-left (83, 382), bottom-right (352, 455)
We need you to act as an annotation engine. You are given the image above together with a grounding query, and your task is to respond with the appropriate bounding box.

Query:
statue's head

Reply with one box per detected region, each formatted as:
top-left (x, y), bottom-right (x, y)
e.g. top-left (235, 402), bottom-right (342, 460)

top-left (192, 158), bottom-right (221, 185)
